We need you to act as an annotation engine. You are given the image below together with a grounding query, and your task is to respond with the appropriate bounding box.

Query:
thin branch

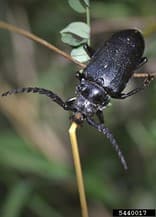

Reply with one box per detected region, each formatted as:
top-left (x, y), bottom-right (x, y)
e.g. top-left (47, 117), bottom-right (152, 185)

top-left (0, 21), bottom-right (85, 68)
top-left (69, 122), bottom-right (89, 217)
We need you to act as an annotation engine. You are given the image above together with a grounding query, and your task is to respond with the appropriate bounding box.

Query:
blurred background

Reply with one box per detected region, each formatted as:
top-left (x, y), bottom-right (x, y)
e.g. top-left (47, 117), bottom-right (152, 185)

top-left (0, 0), bottom-right (156, 217)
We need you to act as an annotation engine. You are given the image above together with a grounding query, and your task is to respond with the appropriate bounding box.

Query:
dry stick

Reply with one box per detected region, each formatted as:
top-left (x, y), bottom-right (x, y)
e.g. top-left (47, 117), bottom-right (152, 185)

top-left (69, 122), bottom-right (89, 217)
top-left (0, 21), bottom-right (85, 68)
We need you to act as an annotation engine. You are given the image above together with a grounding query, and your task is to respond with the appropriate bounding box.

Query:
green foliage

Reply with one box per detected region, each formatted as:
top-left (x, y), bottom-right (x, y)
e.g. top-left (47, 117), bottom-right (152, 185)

top-left (68, 0), bottom-right (89, 13)
top-left (60, 0), bottom-right (90, 62)
top-left (60, 22), bottom-right (90, 46)
top-left (68, 0), bottom-right (86, 13)
top-left (71, 46), bottom-right (90, 62)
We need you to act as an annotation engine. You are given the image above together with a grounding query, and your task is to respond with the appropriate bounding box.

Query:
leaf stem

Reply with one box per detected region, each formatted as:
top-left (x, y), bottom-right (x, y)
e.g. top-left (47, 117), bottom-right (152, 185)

top-left (86, 6), bottom-right (91, 46)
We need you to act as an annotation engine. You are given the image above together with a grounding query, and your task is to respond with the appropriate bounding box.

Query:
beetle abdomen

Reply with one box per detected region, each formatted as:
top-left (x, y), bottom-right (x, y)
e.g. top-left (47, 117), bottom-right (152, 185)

top-left (84, 29), bottom-right (145, 94)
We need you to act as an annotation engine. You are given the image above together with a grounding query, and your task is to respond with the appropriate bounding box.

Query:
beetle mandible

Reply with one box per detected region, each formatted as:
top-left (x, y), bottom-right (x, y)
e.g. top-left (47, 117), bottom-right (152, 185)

top-left (1, 29), bottom-right (152, 170)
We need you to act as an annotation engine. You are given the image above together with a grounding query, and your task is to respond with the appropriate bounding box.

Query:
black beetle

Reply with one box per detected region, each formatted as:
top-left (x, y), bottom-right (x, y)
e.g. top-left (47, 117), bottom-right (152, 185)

top-left (1, 29), bottom-right (152, 170)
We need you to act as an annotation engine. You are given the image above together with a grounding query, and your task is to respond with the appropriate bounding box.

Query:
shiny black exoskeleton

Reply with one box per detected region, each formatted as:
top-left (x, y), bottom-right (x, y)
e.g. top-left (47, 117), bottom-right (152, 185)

top-left (1, 29), bottom-right (152, 170)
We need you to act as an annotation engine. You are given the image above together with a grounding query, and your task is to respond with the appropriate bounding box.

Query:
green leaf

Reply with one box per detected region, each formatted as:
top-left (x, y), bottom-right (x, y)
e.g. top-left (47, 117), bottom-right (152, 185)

top-left (71, 46), bottom-right (90, 63)
top-left (83, 0), bottom-right (90, 7)
top-left (61, 33), bottom-right (84, 46)
top-left (60, 22), bottom-right (90, 39)
top-left (68, 0), bottom-right (86, 13)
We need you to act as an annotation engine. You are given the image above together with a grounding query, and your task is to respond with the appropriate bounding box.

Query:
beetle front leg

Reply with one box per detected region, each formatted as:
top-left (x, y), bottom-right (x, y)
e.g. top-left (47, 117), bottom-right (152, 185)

top-left (83, 43), bottom-right (95, 57)
top-left (135, 57), bottom-right (148, 71)
top-left (112, 74), bottom-right (153, 99)
top-left (65, 97), bottom-right (76, 111)
top-left (96, 110), bottom-right (104, 124)
top-left (75, 71), bottom-right (86, 81)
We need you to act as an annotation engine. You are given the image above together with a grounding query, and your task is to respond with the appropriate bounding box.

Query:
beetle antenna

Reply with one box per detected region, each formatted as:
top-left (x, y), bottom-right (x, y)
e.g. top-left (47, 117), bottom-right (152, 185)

top-left (1, 87), bottom-right (67, 109)
top-left (86, 118), bottom-right (128, 170)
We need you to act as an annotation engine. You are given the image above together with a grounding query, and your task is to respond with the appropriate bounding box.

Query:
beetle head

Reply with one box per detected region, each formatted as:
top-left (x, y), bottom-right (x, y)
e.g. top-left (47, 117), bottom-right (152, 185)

top-left (73, 79), bottom-right (110, 119)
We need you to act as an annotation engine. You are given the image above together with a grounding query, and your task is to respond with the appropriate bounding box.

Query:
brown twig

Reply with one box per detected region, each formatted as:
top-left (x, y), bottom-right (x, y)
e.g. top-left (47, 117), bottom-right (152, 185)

top-left (0, 21), bottom-right (85, 68)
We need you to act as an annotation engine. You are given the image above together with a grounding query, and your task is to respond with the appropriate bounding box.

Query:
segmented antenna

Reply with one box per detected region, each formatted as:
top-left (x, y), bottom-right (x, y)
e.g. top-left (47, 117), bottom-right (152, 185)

top-left (1, 87), bottom-right (66, 109)
top-left (100, 125), bottom-right (128, 170)
top-left (87, 118), bottom-right (128, 170)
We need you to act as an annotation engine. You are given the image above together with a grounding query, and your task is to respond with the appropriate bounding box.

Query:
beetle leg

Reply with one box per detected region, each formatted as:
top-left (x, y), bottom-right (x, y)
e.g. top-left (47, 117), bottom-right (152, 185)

top-left (96, 110), bottom-right (104, 124)
top-left (86, 117), bottom-right (128, 170)
top-left (112, 74), bottom-right (153, 99)
top-left (117, 87), bottom-right (144, 99)
top-left (83, 43), bottom-right (95, 57)
top-left (135, 57), bottom-right (148, 70)
top-left (76, 71), bottom-right (85, 81)
top-left (65, 97), bottom-right (76, 110)
top-left (1, 87), bottom-right (71, 110)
